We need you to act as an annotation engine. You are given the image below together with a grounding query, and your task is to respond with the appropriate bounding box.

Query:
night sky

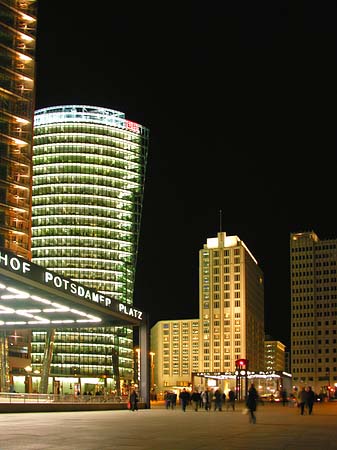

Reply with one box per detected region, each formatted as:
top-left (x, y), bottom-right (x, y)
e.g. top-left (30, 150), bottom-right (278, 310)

top-left (34, 1), bottom-right (337, 348)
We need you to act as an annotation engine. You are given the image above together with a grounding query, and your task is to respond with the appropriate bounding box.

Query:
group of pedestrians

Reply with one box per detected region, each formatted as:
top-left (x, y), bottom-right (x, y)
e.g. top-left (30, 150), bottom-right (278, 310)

top-left (244, 383), bottom-right (317, 425)
top-left (164, 390), bottom-right (177, 409)
top-left (297, 386), bottom-right (315, 415)
top-left (175, 387), bottom-right (237, 412)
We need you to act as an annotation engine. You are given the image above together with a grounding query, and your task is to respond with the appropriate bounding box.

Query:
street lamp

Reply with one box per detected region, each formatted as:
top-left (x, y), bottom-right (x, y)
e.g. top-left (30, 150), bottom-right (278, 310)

top-left (134, 348), bottom-right (140, 385)
top-left (24, 365), bottom-right (32, 394)
top-left (149, 352), bottom-right (155, 391)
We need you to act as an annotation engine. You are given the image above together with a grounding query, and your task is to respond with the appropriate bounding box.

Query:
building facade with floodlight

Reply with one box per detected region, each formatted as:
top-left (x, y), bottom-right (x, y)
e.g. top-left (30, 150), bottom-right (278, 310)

top-left (151, 231), bottom-right (266, 397)
top-left (31, 105), bottom-right (149, 395)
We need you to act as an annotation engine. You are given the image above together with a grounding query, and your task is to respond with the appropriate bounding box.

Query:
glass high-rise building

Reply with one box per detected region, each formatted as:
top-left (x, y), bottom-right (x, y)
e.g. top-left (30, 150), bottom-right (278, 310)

top-left (0, 0), bottom-right (37, 259)
top-left (0, 0), bottom-right (37, 392)
top-left (31, 105), bottom-right (149, 394)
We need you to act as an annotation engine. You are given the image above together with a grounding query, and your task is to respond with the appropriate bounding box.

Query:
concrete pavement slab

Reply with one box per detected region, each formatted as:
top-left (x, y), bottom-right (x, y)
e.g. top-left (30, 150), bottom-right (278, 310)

top-left (0, 401), bottom-right (336, 450)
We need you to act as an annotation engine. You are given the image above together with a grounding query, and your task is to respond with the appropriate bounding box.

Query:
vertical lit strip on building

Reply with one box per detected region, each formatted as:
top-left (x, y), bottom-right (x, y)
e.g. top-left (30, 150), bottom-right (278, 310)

top-left (0, 0), bottom-right (37, 259)
top-left (31, 105), bottom-right (149, 393)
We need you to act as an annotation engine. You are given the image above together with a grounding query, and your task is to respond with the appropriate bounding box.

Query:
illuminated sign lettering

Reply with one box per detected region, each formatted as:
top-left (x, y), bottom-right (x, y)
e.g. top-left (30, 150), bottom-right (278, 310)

top-left (118, 304), bottom-right (143, 320)
top-left (0, 250), bottom-right (143, 321)
top-left (44, 271), bottom-right (112, 307)
top-left (125, 120), bottom-right (140, 134)
top-left (0, 253), bottom-right (31, 275)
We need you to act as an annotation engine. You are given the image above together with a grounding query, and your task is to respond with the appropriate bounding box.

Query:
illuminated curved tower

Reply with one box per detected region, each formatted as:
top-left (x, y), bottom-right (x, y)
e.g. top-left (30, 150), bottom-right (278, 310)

top-left (31, 105), bottom-right (149, 393)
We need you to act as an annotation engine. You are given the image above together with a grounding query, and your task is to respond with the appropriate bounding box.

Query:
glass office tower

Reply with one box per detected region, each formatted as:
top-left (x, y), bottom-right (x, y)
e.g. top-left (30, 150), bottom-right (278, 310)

top-left (0, 0), bottom-right (37, 259)
top-left (31, 105), bottom-right (149, 394)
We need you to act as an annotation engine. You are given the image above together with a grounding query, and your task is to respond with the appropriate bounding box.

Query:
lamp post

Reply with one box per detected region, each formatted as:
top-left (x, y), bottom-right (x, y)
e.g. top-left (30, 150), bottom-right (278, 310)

top-left (24, 365), bottom-right (32, 394)
top-left (134, 348), bottom-right (140, 385)
top-left (149, 352), bottom-right (155, 392)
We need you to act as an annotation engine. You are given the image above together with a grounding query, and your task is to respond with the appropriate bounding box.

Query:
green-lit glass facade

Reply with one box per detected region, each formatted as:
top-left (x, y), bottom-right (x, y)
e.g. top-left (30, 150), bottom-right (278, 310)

top-left (31, 105), bottom-right (149, 393)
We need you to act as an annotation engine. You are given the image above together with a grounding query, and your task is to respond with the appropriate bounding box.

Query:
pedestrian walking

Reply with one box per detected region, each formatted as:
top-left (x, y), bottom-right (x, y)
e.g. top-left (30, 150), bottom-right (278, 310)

top-left (306, 386), bottom-right (315, 415)
top-left (191, 389), bottom-right (201, 411)
top-left (201, 388), bottom-right (211, 411)
top-left (170, 392), bottom-right (177, 409)
top-left (179, 388), bottom-right (190, 412)
top-left (298, 387), bottom-right (308, 415)
top-left (227, 388), bottom-right (236, 411)
top-left (129, 389), bottom-right (138, 411)
top-left (214, 388), bottom-right (223, 411)
top-left (281, 389), bottom-right (288, 406)
top-left (246, 383), bottom-right (258, 424)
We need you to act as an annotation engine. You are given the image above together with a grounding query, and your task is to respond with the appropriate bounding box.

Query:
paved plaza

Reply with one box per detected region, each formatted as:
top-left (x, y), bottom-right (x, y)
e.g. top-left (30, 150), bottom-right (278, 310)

top-left (0, 401), bottom-right (337, 450)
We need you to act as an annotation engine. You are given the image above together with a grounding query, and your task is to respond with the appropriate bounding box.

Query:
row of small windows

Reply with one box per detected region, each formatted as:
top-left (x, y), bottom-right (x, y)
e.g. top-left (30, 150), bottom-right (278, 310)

top-left (203, 284), bottom-right (241, 292)
top-left (32, 185), bottom-right (135, 202)
top-left (292, 367), bottom-right (337, 373)
top-left (203, 257), bottom-right (241, 266)
top-left (34, 154), bottom-right (143, 174)
top-left (292, 288), bottom-right (337, 294)
top-left (34, 125), bottom-right (144, 145)
top-left (202, 249), bottom-right (240, 257)
top-left (34, 142), bottom-right (143, 158)
top-left (291, 254), bottom-right (337, 263)
top-left (32, 226), bottom-right (133, 240)
top-left (31, 239), bottom-right (131, 253)
top-left (291, 244), bottom-right (336, 252)
top-left (33, 174), bottom-right (140, 191)
top-left (293, 311), bottom-right (337, 319)
top-left (293, 304), bottom-right (337, 311)
top-left (34, 164), bottom-right (141, 184)
top-left (292, 270), bottom-right (337, 277)
top-left (292, 278), bottom-right (337, 285)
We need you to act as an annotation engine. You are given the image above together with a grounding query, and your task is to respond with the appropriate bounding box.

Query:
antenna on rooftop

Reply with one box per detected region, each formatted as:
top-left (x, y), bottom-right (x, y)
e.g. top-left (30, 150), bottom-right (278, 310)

top-left (219, 209), bottom-right (222, 233)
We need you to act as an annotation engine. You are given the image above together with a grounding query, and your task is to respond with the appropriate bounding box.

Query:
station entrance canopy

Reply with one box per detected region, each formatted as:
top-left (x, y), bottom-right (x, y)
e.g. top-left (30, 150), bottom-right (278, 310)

top-left (0, 249), bottom-right (146, 329)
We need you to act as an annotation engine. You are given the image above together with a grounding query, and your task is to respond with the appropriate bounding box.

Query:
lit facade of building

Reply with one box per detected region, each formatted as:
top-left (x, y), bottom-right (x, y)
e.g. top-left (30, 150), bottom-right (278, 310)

top-left (264, 338), bottom-right (286, 372)
top-left (0, 0), bottom-right (36, 259)
top-left (199, 232), bottom-right (264, 373)
top-left (151, 231), bottom-right (265, 395)
top-left (151, 319), bottom-right (200, 393)
top-left (31, 105), bottom-right (149, 394)
top-left (0, 0), bottom-right (37, 391)
top-left (290, 231), bottom-right (337, 395)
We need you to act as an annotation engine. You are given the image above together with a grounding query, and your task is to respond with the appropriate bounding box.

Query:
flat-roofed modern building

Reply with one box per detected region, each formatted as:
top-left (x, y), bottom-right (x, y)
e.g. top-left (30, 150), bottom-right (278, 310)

top-left (0, 0), bottom-right (37, 260)
top-left (31, 105), bottom-right (149, 395)
top-left (200, 231), bottom-right (265, 373)
top-left (151, 231), bottom-right (265, 396)
top-left (290, 231), bottom-right (337, 396)
top-left (264, 337), bottom-right (286, 372)
top-left (151, 319), bottom-right (200, 393)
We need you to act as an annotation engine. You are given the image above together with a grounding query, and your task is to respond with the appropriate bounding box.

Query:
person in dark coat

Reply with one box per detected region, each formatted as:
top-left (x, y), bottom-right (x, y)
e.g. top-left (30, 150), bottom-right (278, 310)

top-left (298, 387), bottom-right (308, 415)
top-left (179, 388), bottom-right (190, 412)
top-left (227, 388), bottom-right (236, 411)
top-left (246, 383), bottom-right (258, 424)
top-left (214, 388), bottom-right (223, 411)
top-left (306, 386), bottom-right (315, 415)
top-left (129, 389), bottom-right (138, 411)
top-left (191, 389), bottom-right (201, 411)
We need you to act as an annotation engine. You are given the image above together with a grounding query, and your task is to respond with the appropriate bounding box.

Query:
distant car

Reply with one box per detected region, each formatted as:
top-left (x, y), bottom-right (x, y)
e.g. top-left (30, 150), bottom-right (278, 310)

top-left (259, 394), bottom-right (280, 403)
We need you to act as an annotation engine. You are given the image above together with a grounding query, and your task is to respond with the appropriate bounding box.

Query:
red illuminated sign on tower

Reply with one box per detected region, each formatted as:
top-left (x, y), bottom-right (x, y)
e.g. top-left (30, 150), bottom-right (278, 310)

top-left (235, 359), bottom-right (248, 370)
